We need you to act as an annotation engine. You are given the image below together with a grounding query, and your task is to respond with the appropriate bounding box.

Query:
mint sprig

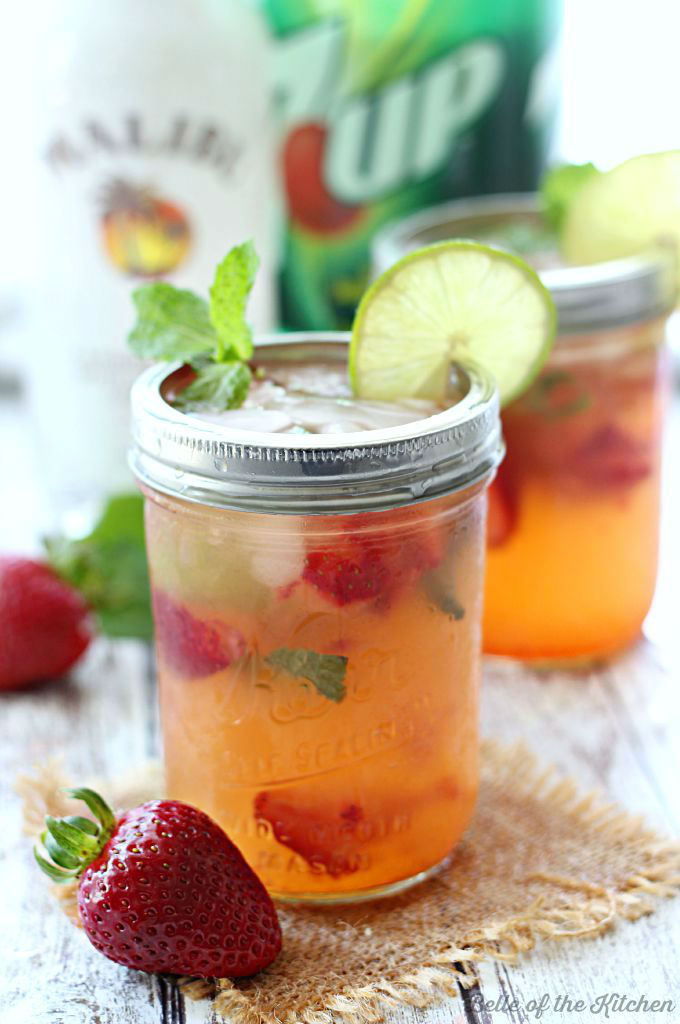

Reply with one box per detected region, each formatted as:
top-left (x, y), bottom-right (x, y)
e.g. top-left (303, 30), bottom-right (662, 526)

top-left (45, 493), bottom-right (152, 640)
top-left (127, 239), bottom-right (259, 413)
top-left (265, 647), bottom-right (348, 703)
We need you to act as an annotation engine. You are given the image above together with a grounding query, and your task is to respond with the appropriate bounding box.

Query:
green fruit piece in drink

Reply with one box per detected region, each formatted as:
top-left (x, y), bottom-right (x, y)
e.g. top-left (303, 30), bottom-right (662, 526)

top-left (148, 532), bottom-right (272, 615)
top-left (562, 151), bottom-right (680, 289)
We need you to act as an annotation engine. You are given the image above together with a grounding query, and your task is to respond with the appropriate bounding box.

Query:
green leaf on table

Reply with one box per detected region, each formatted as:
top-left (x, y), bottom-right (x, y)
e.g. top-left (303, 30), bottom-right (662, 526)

top-left (265, 647), bottom-right (348, 703)
top-left (209, 240), bottom-right (259, 360)
top-left (86, 493), bottom-right (146, 547)
top-left (173, 360), bottom-right (252, 414)
top-left (45, 493), bottom-right (152, 640)
top-left (540, 162), bottom-right (602, 233)
top-left (128, 282), bottom-right (217, 361)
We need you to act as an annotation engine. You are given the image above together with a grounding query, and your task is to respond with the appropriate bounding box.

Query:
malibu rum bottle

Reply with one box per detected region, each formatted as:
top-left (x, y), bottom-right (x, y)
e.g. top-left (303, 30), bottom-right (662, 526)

top-left (27, 0), bottom-right (277, 517)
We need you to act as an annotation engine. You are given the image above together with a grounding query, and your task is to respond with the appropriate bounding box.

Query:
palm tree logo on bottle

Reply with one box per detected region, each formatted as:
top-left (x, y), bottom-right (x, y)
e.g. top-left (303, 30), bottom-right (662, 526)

top-left (99, 177), bottom-right (191, 277)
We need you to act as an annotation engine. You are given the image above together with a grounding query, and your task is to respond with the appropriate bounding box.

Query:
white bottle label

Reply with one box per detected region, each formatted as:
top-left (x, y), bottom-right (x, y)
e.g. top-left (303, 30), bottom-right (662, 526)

top-left (28, 2), bottom-right (277, 509)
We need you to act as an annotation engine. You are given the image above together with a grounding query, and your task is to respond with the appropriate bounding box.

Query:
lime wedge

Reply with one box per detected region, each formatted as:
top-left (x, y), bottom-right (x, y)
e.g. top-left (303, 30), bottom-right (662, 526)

top-left (350, 240), bottom-right (556, 406)
top-left (563, 151), bottom-right (680, 280)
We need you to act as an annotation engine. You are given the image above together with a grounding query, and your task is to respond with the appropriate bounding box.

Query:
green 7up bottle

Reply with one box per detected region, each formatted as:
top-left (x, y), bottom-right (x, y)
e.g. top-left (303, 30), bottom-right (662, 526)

top-left (264, 0), bottom-right (561, 329)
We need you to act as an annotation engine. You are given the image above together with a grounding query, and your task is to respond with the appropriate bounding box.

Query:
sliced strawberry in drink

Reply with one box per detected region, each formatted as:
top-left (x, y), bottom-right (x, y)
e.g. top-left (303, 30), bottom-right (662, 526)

top-left (303, 505), bottom-right (449, 608)
top-left (302, 547), bottom-right (388, 606)
top-left (152, 589), bottom-right (246, 679)
top-left (486, 464), bottom-right (517, 548)
top-left (572, 424), bottom-right (652, 490)
top-left (254, 791), bottom-right (364, 876)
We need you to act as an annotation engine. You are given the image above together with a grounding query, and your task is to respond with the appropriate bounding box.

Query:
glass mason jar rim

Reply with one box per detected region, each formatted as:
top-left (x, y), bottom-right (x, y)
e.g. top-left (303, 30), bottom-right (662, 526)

top-left (372, 193), bottom-right (678, 335)
top-left (129, 333), bottom-right (502, 515)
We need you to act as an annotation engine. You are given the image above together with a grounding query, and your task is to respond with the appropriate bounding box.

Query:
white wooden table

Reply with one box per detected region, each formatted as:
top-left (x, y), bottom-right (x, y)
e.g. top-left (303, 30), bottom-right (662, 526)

top-left (2, 382), bottom-right (680, 1024)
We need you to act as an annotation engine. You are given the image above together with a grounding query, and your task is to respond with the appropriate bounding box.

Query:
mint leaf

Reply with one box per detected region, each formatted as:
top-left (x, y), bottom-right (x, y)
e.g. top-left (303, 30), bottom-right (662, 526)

top-left (45, 493), bottom-right (152, 640)
top-left (265, 647), bottom-right (347, 703)
top-left (423, 571), bottom-right (465, 620)
top-left (209, 240), bottom-right (258, 361)
top-left (128, 282), bottom-right (217, 361)
top-left (540, 162), bottom-right (601, 233)
top-left (173, 361), bottom-right (252, 413)
top-left (525, 369), bottom-right (591, 420)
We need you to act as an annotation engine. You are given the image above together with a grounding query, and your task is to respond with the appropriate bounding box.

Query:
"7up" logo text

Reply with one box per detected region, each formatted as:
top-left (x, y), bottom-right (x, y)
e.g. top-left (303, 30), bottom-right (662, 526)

top-left (274, 21), bottom-right (505, 207)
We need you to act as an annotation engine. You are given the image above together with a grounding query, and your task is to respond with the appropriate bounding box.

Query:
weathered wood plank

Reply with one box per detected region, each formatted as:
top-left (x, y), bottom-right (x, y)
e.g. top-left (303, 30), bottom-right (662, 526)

top-left (0, 642), bottom-right (162, 1024)
top-left (473, 901), bottom-right (680, 1024)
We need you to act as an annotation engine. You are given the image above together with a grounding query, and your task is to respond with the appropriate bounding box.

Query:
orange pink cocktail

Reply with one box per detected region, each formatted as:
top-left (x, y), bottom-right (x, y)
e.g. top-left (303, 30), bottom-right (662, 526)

top-left (132, 338), bottom-right (502, 900)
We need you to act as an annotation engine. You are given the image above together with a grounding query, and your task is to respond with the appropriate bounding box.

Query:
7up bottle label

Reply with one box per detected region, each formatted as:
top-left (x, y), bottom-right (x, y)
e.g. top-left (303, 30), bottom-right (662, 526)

top-left (264, 0), bottom-right (561, 328)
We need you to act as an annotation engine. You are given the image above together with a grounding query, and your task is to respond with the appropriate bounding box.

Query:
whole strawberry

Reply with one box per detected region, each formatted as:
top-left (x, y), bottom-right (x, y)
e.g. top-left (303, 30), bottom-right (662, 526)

top-left (35, 788), bottom-right (281, 978)
top-left (0, 557), bottom-right (91, 690)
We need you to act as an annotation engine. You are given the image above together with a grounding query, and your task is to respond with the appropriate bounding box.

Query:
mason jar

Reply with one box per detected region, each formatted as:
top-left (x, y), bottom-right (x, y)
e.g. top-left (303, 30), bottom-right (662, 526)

top-left (130, 334), bottom-right (501, 902)
top-left (374, 197), bottom-right (677, 663)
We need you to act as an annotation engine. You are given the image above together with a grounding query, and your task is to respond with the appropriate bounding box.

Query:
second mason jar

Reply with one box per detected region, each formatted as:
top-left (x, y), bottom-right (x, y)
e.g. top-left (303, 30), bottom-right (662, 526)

top-left (374, 196), bottom-right (677, 663)
top-left (130, 335), bottom-right (501, 902)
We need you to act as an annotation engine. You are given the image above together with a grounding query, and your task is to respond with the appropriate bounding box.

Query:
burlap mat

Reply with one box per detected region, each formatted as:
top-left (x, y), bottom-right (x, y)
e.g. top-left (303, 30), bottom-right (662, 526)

top-left (19, 740), bottom-right (680, 1024)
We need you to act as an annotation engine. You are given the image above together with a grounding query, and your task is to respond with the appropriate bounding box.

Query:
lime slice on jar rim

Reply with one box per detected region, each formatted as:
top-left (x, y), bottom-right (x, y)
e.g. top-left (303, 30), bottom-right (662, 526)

top-left (562, 151), bottom-right (680, 284)
top-left (349, 240), bottom-right (557, 408)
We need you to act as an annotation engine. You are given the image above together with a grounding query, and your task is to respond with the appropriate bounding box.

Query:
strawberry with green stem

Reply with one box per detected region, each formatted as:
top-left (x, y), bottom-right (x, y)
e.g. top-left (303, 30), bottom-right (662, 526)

top-left (0, 557), bottom-right (92, 690)
top-left (36, 788), bottom-right (281, 978)
top-left (1, 494), bottom-right (153, 690)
